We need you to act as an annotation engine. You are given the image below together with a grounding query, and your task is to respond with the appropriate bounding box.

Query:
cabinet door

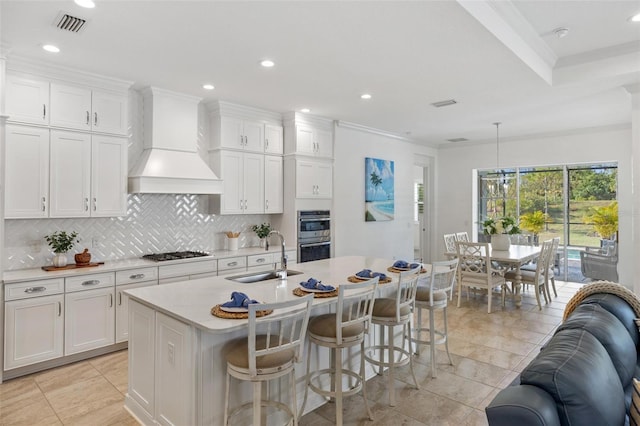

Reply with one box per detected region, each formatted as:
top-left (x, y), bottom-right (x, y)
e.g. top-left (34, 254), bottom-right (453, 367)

top-left (296, 159), bottom-right (317, 198)
top-left (128, 300), bottom-right (156, 416)
top-left (50, 83), bottom-right (92, 131)
top-left (92, 90), bottom-right (128, 135)
top-left (315, 128), bottom-right (333, 158)
top-left (264, 124), bottom-right (283, 154)
top-left (5, 125), bottom-right (50, 218)
top-left (116, 281), bottom-right (156, 343)
top-left (242, 120), bottom-right (264, 153)
top-left (65, 286), bottom-right (115, 355)
top-left (242, 153), bottom-right (264, 214)
top-left (4, 294), bottom-right (64, 370)
top-left (296, 126), bottom-right (315, 155)
top-left (91, 135), bottom-right (127, 217)
top-left (5, 75), bottom-right (49, 125)
top-left (219, 150), bottom-right (244, 214)
top-left (220, 116), bottom-right (244, 149)
top-left (50, 130), bottom-right (91, 217)
top-left (315, 162), bottom-right (333, 198)
top-left (264, 155), bottom-right (283, 213)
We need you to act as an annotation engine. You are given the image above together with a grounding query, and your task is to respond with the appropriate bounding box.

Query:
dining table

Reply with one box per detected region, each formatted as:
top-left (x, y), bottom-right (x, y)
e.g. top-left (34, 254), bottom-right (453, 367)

top-left (446, 243), bottom-right (542, 307)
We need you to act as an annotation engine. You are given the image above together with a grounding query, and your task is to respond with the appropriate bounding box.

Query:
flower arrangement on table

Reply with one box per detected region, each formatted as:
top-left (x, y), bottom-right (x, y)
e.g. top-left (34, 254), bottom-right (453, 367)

top-left (481, 216), bottom-right (521, 235)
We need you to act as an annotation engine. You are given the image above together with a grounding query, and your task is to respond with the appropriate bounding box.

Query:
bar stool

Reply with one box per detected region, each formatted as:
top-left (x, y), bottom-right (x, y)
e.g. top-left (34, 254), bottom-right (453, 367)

top-left (299, 276), bottom-right (379, 425)
top-left (413, 258), bottom-right (458, 378)
top-left (223, 294), bottom-right (313, 426)
top-left (364, 266), bottom-right (421, 406)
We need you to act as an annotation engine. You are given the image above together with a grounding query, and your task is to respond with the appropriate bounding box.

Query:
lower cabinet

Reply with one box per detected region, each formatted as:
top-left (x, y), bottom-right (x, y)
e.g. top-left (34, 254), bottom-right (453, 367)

top-left (65, 285), bottom-right (115, 355)
top-left (116, 281), bottom-right (156, 343)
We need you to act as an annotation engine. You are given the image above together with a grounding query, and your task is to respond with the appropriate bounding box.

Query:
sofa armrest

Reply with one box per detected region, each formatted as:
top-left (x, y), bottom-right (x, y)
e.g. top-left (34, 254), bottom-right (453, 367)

top-left (486, 385), bottom-right (561, 426)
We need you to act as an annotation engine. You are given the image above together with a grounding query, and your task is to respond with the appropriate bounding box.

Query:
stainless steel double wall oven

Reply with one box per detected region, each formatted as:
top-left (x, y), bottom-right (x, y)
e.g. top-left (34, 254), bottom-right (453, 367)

top-left (297, 210), bottom-right (331, 262)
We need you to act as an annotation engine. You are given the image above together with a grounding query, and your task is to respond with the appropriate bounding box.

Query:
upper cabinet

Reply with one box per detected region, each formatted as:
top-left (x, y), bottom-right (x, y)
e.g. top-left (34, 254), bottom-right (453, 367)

top-left (218, 116), bottom-right (264, 152)
top-left (264, 124), bottom-right (284, 154)
top-left (283, 112), bottom-right (334, 159)
top-left (5, 75), bottom-right (50, 125)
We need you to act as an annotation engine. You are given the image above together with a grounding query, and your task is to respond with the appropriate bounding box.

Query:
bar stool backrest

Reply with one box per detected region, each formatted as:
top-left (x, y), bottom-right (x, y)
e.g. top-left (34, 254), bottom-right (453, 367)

top-left (394, 266), bottom-right (421, 322)
top-left (247, 294), bottom-right (314, 378)
top-left (423, 258), bottom-right (459, 307)
top-left (336, 276), bottom-right (379, 345)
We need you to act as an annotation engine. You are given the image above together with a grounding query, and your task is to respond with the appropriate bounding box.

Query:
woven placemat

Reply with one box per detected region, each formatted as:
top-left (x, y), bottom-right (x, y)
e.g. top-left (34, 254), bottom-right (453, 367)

top-left (347, 275), bottom-right (392, 284)
top-left (210, 304), bottom-right (273, 319)
top-left (387, 266), bottom-right (427, 274)
top-left (563, 281), bottom-right (640, 321)
top-left (293, 287), bottom-right (338, 298)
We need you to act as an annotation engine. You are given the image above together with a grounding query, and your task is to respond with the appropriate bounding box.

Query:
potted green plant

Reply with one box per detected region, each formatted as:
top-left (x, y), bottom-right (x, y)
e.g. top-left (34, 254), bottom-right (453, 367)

top-left (583, 201), bottom-right (618, 240)
top-left (481, 216), bottom-right (520, 250)
top-left (519, 210), bottom-right (549, 245)
top-left (252, 223), bottom-right (272, 250)
top-left (44, 231), bottom-right (79, 267)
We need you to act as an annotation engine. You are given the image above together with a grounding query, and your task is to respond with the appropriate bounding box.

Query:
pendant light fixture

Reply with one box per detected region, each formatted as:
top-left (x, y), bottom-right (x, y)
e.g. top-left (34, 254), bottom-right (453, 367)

top-left (494, 122), bottom-right (509, 193)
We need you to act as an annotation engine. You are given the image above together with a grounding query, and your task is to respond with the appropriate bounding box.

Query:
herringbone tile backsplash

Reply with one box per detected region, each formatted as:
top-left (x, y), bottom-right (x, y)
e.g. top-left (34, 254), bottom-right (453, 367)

top-left (4, 194), bottom-right (269, 270)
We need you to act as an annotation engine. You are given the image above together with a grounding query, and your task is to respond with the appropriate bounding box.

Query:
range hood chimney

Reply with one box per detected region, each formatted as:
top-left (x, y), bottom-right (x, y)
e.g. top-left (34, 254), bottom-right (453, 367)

top-left (128, 87), bottom-right (223, 194)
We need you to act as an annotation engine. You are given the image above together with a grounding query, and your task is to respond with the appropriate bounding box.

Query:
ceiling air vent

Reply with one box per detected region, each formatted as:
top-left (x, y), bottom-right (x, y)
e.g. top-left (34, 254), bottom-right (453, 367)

top-left (55, 13), bottom-right (87, 33)
top-left (431, 99), bottom-right (457, 108)
top-left (447, 138), bottom-right (468, 143)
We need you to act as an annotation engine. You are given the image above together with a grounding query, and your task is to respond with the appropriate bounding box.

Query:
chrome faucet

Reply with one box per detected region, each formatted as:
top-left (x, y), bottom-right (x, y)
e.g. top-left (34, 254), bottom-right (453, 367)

top-left (268, 230), bottom-right (288, 278)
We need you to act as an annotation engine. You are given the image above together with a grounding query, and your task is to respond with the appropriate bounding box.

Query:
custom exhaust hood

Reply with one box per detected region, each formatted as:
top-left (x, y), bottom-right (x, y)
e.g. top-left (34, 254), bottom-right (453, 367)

top-left (128, 87), bottom-right (223, 194)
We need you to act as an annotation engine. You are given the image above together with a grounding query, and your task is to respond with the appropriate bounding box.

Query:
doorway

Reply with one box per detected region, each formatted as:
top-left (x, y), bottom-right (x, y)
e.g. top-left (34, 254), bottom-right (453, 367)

top-left (413, 159), bottom-right (432, 263)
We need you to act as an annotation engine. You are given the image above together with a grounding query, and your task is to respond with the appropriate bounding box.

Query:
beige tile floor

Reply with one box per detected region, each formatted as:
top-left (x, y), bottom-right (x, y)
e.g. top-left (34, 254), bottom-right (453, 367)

top-left (0, 281), bottom-right (582, 426)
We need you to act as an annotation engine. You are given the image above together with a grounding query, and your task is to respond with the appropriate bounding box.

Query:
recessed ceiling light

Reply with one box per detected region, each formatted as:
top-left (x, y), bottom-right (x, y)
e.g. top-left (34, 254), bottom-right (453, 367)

top-left (42, 44), bottom-right (60, 53)
top-left (260, 59), bottom-right (275, 68)
top-left (360, 93), bottom-right (372, 100)
top-left (553, 27), bottom-right (570, 38)
top-left (202, 84), bottom-right (215, 90)
top-left (630, 13), bottom-right (640, 22)
top-left (74, 0), bottom-right (95, 8)
top-left (300, 108), bottom-right (311, 113)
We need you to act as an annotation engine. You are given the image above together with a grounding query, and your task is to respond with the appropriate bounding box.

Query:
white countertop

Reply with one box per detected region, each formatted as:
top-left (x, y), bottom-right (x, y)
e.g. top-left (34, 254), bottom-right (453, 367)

top-left (2, 246), bottom-right (292, 284)
top-left (125, 256), bottom-right (403, 334)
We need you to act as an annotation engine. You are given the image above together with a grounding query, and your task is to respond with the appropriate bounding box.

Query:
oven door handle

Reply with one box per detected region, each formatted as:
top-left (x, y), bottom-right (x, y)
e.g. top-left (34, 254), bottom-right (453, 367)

top-left (299, 218), bottom-right (331, 222)
top-left (299, 241), bottom-right (331, 248)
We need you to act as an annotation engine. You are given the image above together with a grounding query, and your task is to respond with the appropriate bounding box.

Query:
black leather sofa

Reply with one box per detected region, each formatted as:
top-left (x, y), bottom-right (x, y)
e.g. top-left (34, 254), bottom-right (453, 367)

top-left (486, 282), bottom-right (640, 426)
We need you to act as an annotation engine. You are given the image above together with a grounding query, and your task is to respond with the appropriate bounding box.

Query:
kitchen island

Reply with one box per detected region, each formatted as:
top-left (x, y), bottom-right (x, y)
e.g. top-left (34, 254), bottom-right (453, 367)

top-left (124, 256), bottom-right (403, 426)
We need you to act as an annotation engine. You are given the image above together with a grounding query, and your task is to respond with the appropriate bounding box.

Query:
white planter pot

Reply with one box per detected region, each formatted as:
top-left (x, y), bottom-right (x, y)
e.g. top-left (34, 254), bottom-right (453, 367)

top-left (53, 253), bottom-right (68, 267)
top-left (491, 234), bottom-right (511, 251)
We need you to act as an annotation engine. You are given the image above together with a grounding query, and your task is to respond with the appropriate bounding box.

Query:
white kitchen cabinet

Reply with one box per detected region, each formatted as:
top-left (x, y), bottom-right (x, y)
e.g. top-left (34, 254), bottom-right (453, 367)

top-left (4, 277), bottom-right (65, 371)
top-left (219, 116), bottom-right (264, 152)
top-left (91, 135), bottom-right (128, 216)
top-left (128, 300), bottom-right (156, 420)
top-left (294, 125), bottom-right (333, 158)
top-left (4, 124), bottom-right (50, 218)
top-left (211, 150), bottom-right (264, 214)
top-left (217, 256), bottom-right (247, 274)
top-left (64, 273), bottom-right (116, 355)
top-left (5, 74), bottom-right (50, 125)
top-left (246, 253), bottom-right (274, 271)
top-left (264, 124), bottom-right (283, 154)
top-left (49, 130), bottom-right (91, 217)
top-left (296, 159), bottom-right (333, 198)
top-left (264, 154), bottom-right (283, 213)
top-left (50, 83), bottom-right (128, 135)
top-left (158, 259), bottom-right (217, 284)
top-left (116, 281), bottom-right (155, 343)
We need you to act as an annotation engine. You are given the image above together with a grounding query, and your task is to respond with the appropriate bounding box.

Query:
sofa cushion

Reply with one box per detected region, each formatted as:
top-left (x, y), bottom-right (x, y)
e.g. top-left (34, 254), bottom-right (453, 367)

top-left (581, 293), bottom-right (640, 346)
top-left (557, 303), bottom-right (637, 389)
top-left (520, 328), bottom-right (625, 426)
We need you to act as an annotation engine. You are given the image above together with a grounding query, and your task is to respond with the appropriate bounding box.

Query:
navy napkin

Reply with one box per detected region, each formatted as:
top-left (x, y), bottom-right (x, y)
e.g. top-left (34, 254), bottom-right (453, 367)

top-left (300, 277), bottom-right (335, 291)
top-left (393, 260), bottom-right (420, 269)
top-left (222, 291), bottom-right (258, 308)
top-left (356, 269), bottom-right (387, 280)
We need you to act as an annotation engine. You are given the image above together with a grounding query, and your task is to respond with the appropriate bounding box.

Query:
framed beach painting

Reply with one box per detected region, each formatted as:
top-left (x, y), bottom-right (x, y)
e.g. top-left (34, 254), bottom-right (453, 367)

top-left (365, 157), bottom-right (394, 221)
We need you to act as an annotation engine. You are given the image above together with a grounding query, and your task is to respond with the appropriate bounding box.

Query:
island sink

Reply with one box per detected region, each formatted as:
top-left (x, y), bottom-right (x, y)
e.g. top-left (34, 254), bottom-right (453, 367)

top-left (225, 269), bottom-right (304, 283)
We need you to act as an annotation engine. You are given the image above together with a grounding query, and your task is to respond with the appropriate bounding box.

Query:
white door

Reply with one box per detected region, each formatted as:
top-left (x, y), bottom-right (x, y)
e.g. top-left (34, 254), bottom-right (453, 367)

top-left (242, 153), bottom-right (264, 214)
top-left (264, 155), bottom-right (283, 213)
top-left (220, 116), bottom-right (244, 149)
top-left (91, 90), bottom-right (128, 135)
top-left (315, 162), bottom-right (333, 198)
top-left (50, 83), bottom-right (92, 131)
top-left (64, 287), bottom-right (115, 355)
top-left (91, 135), bottom-right (127, 217)
top-left (296, 159), bottom-right (317, 198)
top-left (50, 130), bottom-right (91, 217)
top-left (315, 128), bottom-right (333, 158)
top-left (264, 125), bottom-right (283, 154)
top-left (116, 281), bottom-right (156, 343)
top-left (5, 75), bottom-right (50, 125)
top-left (4, 294), bottom-right (64, 370)
top-left (220, 150), bottom-right (244, 214)
top-left (5, 125), bottom-right (50, 218)
top-left (296, 126), bottom-right (315, 155)
top-left (242, 120), bottom-right (264, 152)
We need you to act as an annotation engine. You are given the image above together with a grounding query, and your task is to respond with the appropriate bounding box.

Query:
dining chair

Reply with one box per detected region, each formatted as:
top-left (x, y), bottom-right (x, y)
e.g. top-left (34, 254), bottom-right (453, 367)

top-left (443, 233), bottom-right (457, 257)
top-left (413, 258), bottom-right (458, 378)
top-left (223, 294), bottom-right (314, 426)
top-left (299, 276), bottom-right (379, 425)
top-left (455, 232), bottom-right (469, 242)
top-left (504, 239), bottom-right (552, 310)
top-left (365, 265), bottom-right (421, 406)
top-left (545, 237), bottom-right (560, 297)
top-left (456, 241), bottom-right (507, 314)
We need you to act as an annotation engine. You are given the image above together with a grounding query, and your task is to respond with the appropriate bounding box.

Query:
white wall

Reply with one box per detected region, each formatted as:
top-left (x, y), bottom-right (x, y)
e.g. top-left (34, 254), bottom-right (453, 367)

top-left (332, 124), bottom-right (436, 261)
top-left (437, 125), bottom-right (633, 285)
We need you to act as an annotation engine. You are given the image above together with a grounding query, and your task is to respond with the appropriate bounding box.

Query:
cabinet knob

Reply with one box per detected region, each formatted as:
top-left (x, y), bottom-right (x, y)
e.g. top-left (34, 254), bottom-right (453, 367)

top-left (93, 197), bottom-right (97, 211)
top-left (94, 112), bottom-right (98, 126)
top-left (43, 104), bottom-right (46, 120)
top-left (129, 273), bottom-right (146, 280)
top-left (86, 111), bottom-right (90, 125)
top-left (84, 198), bottom-right (89, 211)
top-left (257, 258), bottom-right (265, 263)
top-left (42, 197), bottom-right (47, 212)
top-left (227, 261), bottom-right (238, 267)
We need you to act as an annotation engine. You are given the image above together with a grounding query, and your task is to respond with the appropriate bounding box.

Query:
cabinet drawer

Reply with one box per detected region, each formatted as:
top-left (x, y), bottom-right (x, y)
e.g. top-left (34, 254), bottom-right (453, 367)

top-left (158, 259), bottom-right (217, 279)
top-left (5, 278), bottom-right (65, 301)
top-left (65, 272), bottom-right (115, 293)
top-left (247, 253), bottom-right (274, 267)
top-left (116, 267), bottom-right (159, 285)
top-left (217, 256), bottom-right (247, 272)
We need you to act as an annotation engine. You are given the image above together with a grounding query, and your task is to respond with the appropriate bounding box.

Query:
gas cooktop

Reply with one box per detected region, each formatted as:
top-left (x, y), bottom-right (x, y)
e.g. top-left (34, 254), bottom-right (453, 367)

top-left (142, 251), bottom-right (209, 262)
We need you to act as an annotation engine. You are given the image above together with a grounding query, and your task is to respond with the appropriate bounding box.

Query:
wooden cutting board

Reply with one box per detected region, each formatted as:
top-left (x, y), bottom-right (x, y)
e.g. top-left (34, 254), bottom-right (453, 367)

top-left (41, 262), bottom-right (104, 271)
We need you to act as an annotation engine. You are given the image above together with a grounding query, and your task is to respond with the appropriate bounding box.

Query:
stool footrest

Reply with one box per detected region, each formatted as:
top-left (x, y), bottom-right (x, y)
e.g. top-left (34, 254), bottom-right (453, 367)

top-left (307, 368), bottom-right (364, 398)
top-left (364, 345), bottom-right (412, 368)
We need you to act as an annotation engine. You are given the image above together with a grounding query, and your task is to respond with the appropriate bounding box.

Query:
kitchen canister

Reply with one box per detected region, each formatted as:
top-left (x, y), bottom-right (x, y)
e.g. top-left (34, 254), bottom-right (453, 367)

top-left (227, 237), bottom-right (239, 251)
